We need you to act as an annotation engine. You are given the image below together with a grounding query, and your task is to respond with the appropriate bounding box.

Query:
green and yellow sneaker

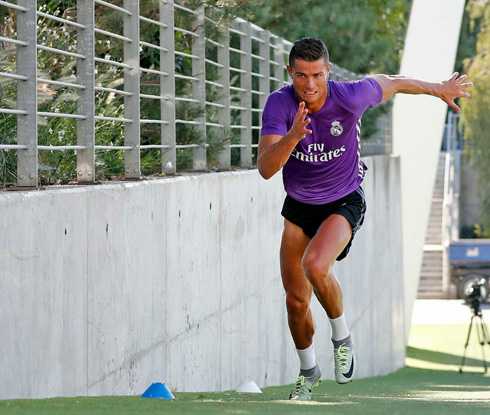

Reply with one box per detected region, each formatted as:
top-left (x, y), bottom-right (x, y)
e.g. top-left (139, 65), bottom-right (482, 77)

top-left (333, 336), bottom-right (357, 384)
top-left (289, 365), bottom-right (322, 401)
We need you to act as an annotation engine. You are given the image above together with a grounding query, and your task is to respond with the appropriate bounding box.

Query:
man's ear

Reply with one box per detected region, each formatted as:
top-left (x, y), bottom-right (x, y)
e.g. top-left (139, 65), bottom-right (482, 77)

top-left (287, 65), bottom-right (293, 79)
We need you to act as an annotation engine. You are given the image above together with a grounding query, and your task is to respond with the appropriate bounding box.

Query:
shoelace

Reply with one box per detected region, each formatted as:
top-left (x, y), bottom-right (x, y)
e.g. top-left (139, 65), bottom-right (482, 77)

top-left (335, 344), bottom-right (351, 370)
top-left (291, 376), bottom-right (310, 395)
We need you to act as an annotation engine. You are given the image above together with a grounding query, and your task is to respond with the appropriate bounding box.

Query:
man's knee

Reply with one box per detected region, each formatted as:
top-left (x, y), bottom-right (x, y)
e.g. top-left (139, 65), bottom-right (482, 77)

top-left (285, 291), bottom-right (310, 317)
top-left (302, 254), bottom-right (334, 288)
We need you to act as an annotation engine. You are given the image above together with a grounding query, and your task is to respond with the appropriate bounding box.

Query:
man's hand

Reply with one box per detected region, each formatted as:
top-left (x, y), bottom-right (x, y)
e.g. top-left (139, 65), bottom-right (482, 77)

top-left (289, 101), bottom-right (313, 139)
top-left (439, 72), bottom-right (473, 113)
top-left (257, 102), bottom-right (312, 180)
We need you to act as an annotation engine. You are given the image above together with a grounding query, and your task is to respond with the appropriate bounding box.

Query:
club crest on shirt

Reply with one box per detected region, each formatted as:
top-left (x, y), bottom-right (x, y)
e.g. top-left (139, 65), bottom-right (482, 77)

top-left (330, 120), bottom-right (343, 136)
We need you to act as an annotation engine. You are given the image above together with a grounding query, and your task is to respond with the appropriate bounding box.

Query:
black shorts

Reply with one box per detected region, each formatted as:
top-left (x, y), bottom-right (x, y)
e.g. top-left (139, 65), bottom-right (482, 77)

top-left (281, 187), bottom-right (366, 261)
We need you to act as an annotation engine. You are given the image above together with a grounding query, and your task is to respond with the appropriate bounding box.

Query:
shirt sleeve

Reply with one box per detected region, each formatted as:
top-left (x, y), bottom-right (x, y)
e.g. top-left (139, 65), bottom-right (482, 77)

top-left (333, 77), bottom-right (383, 119)
top-left (260, 91), bottom-right (291, 136)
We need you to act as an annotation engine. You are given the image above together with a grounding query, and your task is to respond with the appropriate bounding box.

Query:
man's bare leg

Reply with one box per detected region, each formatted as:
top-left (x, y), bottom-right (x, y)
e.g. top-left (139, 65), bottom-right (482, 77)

top-left (280, 219), bottom-right (313, 350)
top-left (280, 220), bottom-right (323, 400)
top-left (302, 214), bottom-right (351, 319)
top-left (301, 214), bottom-right (357, 384)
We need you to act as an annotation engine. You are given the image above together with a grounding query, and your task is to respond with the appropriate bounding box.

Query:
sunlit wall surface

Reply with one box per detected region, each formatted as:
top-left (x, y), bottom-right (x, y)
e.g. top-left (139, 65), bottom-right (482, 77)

top-left (392, 0), bottom-right (465, 341)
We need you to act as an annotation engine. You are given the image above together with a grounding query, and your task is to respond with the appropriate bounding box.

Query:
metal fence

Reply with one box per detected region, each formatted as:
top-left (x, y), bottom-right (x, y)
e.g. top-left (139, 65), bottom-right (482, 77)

top-left (0, 0), bottom-right (360, 188)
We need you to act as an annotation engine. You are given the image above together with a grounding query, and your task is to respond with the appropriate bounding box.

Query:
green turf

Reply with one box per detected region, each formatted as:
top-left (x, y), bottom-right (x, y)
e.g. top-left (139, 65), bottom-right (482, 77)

top-left (2, 324), bottom-right (490, 414)
top-left (407, 324), bottom-right (490, 372)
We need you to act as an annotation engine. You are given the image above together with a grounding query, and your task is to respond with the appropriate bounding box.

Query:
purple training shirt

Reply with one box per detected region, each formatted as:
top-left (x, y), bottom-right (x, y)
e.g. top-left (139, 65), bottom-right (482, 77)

top-left (261, 77), bottom-right (383, 205)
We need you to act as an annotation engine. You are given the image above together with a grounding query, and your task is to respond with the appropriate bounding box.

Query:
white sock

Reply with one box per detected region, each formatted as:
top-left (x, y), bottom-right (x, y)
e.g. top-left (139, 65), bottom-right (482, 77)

top-left (296, 343), bottom-right (317, 370)
top-left (329, 313), bottom-right (350, 341)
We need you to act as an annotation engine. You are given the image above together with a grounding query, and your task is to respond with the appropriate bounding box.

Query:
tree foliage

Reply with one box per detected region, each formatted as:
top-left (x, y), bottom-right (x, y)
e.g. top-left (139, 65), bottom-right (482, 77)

top-left (455, 3), bottom-right (480, 74)
top-left (245, 0), bottom-right (411, 74)
top-left (460, 0), bottom-right (490, 231)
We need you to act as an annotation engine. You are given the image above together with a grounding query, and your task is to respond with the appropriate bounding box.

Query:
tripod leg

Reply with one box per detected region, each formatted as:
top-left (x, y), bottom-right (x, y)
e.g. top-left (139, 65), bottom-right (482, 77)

top-left (481, 316), bottom-right (490, 373)
top-left (460, 316), bottom-right (475, 373)
top-left (479, 315), bottom-right (490, 346)
top-left (476, 317), bottom-right (488, 373)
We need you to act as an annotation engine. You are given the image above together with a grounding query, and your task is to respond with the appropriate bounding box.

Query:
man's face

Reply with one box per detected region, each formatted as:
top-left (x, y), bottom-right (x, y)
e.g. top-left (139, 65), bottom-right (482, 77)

top-left (287, 58), bottom-right (331, 112)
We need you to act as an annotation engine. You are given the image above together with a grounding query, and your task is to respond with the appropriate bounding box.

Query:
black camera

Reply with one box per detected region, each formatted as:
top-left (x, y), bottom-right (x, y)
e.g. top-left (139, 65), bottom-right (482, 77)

top-left (466, 280), bottom-right (486, 314)
top-left (467, 281), bottom-right (484, 300)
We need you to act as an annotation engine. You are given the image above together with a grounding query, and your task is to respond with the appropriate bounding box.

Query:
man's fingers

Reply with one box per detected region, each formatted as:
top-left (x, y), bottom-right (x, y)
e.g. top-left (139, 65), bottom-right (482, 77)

top-left (441, 74), bottom-right (471, 113)
top-left (301, 117), bottom-right (311, 131)
top-left (457, 74), bottom-right (468, 82)
top-left (448, 100), bottom-right (461, 114)
top-left (295, 102), bottom-right (306, 117)
top-left (294, 104), bottom-right (310, 128)
top-left (294, 107), bottom-right (308, 125)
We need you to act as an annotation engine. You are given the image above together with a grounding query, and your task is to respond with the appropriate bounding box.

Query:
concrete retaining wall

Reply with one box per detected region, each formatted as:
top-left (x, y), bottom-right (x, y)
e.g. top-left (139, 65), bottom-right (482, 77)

top-left (0, 155), bottom-right (404, 399)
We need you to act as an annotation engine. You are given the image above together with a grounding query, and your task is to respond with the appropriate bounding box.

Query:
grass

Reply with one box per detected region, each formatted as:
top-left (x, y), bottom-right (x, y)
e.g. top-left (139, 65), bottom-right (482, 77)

top-left (1, 322), bottom-right (490, 414)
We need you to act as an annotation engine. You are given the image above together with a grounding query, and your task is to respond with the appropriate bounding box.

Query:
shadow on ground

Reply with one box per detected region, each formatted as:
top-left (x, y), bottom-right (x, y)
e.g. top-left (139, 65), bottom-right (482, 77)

top-left (407, 345), bottom-right (486, 369)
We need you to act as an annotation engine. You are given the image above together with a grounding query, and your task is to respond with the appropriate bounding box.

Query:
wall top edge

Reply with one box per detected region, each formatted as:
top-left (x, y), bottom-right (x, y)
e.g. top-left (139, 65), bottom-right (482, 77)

top-left (0, 169), bottom-right (262, 202)
top-left (0, 155), bottom-right (397, 202)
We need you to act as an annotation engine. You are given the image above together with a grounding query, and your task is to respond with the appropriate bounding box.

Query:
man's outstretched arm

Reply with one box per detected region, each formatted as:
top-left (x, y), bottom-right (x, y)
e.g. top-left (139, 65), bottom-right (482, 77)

top-left (370, 72), bottom-right (473, 113)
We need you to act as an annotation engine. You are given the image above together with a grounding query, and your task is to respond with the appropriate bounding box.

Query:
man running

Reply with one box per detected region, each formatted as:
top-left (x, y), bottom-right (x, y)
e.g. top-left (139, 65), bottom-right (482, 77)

top-left (258, 37), bottom-right (472, 401)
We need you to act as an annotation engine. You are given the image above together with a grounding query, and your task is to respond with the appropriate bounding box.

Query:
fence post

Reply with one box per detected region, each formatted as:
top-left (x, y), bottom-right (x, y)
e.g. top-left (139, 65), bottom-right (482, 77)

top-left (239, 21), bottom-right (252, 168)
top-left (258, 28), bottom-right (270, 128)
top-left (161, 0), bottom-right (176, 175)
top-left (272, 36), bottom-right (284, 91)
top-left (16, 0), bottom-right (37, 187)
top-left (192, 4), bottom-right (206, 170)
top-left (77, 0), bottom-right (95, 183)
top-left (124, 0), bottom-right (141, 179)
top-left (282, 41), bottom-right (292, 85)
top-left (217, 26), bottom-right (230, 170)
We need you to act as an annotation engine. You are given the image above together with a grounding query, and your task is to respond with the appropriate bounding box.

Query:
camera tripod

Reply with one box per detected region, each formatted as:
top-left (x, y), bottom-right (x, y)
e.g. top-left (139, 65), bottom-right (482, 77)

top-left (459, 298), bottom-right (490, 373)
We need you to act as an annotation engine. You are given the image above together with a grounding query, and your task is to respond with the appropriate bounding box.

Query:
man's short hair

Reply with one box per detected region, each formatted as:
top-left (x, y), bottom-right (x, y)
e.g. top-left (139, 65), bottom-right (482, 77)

top-left (288, 38), bottom-right (329, 69)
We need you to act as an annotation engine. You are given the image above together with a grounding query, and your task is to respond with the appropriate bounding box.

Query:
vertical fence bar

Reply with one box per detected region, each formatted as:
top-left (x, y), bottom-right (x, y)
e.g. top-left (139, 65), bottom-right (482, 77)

top-left (272, 36), bottom-right (284, 91)
top-left (283, 41), bottom-right (292, 85)
top-left (192, 4), bottom-right (206, 170)
top-left (258, 28), bottom-right (270, 123)
top-left (239, 21), bottom-right (252, 168)
top-left (77, 0), bottom-right (95, 183)
top-left (385, 105), bottom-right (393, 154)
top-left (217, 26), bottom-right (230, 170)
top-left (124, 0), bottom-right (141, 178)
top-left (161, 0), bottom-right (176, 175)
top-left (16, 0), bottom-right (37, 187)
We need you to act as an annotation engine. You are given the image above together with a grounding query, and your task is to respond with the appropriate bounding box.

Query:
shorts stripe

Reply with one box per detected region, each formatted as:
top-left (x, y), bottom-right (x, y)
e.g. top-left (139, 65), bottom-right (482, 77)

top-left (352, 187), bottom-right (366, 234)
